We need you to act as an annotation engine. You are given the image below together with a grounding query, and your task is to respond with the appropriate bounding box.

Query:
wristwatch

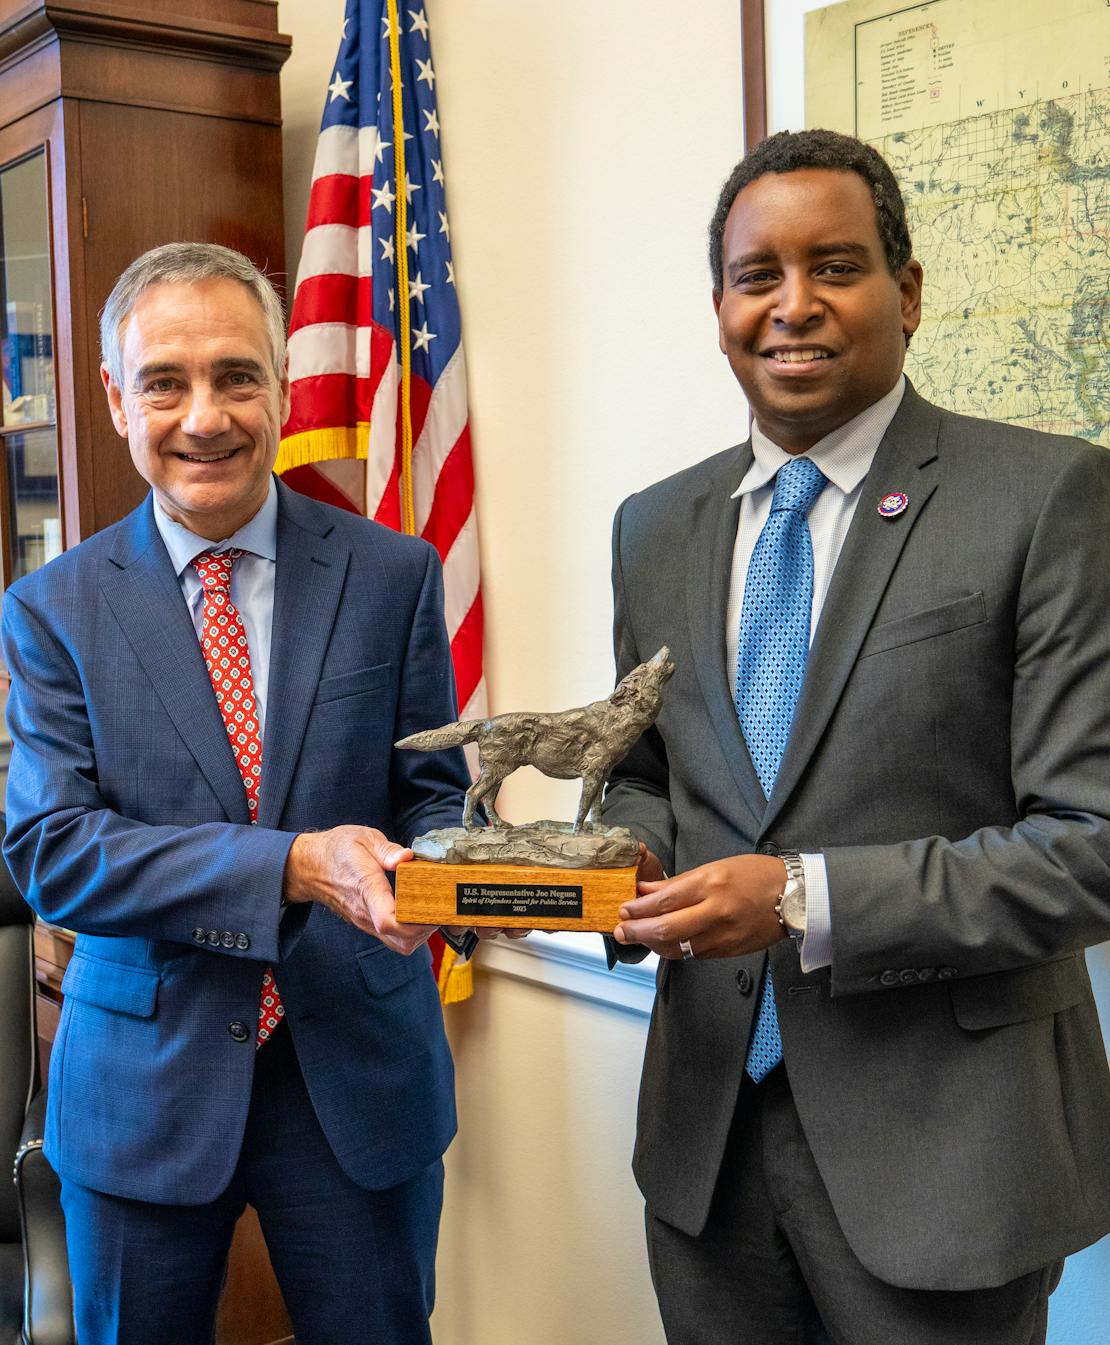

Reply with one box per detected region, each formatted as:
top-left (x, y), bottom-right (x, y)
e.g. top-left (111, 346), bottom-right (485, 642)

top-left (773, 850), bottom-right (807, 941)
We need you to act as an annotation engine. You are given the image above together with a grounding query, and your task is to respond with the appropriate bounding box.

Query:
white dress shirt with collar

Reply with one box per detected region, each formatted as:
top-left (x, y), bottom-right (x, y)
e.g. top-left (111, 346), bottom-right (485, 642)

top-left (152, 475), bottom-right (278, 742)
top-left (726, 375), bottom-right (906, 972)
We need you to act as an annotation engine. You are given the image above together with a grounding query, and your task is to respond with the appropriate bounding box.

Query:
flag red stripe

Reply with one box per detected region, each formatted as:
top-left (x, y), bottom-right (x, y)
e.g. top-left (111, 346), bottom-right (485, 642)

top-left (305, 173), bottom-right (359, 230)
top-left (284, 374), bottom-right (362, 435)
top-left (288, 273), bottom-right (361, 335)
top-left (450, 591), bottom-right (484, 711)
top-left (405, 372), bottom-right (434, 453)
top-left (282, 464), bottom-right (363, 515)
top-left (420, 424), bottom-right (474, 563)
top-left (372, 464), bottom-right (403, 531)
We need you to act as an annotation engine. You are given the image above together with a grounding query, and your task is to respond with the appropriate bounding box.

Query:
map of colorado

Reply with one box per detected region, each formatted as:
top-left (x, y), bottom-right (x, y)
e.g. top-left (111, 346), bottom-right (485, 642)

top-left (805, 0), bottom-right (1109, 444)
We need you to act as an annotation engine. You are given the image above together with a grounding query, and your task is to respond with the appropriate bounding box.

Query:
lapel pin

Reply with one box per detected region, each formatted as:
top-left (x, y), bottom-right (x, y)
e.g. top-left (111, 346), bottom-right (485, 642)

top-left (877, 491), bottom-right (909, 519)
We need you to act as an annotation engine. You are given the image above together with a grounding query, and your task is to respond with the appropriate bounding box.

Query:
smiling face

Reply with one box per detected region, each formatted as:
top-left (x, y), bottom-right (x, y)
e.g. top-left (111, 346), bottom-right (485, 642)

top-left (102, 277), bottom-right (290, 540)
top-left (713, 168), bottom-right (922, 454)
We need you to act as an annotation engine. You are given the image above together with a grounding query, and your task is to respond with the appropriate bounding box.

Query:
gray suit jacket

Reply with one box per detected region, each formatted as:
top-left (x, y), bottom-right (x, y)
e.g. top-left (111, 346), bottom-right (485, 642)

top-left (602, 384), bottom-right (1110, 1291)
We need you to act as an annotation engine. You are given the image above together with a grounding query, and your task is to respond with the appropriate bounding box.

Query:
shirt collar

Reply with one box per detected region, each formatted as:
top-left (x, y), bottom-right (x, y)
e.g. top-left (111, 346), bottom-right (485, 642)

top-left (731, 375), bottom-right (906, 500)
top-left (152, 475), bottom-right (279, 577)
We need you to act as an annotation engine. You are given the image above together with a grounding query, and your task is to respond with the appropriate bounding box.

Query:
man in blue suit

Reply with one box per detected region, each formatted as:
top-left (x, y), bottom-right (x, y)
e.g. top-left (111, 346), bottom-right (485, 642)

top-left (2, 242), bottom-right (472, 1344)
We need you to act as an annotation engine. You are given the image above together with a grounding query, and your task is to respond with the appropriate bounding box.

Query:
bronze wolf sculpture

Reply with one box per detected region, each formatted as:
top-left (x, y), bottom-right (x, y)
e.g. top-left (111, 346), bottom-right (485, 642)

top-left (396, 647), bottom-right (675, 832)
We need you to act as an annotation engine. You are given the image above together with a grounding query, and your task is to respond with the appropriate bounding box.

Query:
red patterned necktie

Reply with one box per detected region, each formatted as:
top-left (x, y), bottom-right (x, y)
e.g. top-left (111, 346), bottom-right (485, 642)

top-left (192, 548), bottom-right (284, 1047)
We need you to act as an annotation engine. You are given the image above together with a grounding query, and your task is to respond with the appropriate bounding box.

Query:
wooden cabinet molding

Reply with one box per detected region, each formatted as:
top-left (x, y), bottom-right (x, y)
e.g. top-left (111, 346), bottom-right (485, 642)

top-left (0, 0), bottom-right (290, 127)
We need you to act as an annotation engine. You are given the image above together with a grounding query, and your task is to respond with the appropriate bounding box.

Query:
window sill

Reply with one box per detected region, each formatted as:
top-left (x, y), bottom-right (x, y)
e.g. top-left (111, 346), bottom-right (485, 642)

top-left (475, 930), bottom-right (657, 1016)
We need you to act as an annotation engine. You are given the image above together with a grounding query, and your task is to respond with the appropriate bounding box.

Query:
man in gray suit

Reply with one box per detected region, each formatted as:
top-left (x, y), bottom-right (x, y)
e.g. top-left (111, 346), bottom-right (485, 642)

top-left (602, 129), bottom-right (1110, 1344)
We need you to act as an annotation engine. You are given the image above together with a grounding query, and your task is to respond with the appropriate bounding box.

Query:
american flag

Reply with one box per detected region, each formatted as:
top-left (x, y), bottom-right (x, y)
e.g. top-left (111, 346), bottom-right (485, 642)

top-left (279, 0), bottom-right (486, 727)
top-left (279, 0), bottom-right (484, 1003)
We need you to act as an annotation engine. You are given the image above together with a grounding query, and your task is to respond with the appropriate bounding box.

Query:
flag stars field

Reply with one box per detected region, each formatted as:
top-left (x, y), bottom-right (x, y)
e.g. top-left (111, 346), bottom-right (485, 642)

top-left (409, 272), bottom-right (431, 304)
top-left (328, 71), bottom-right (353, 102)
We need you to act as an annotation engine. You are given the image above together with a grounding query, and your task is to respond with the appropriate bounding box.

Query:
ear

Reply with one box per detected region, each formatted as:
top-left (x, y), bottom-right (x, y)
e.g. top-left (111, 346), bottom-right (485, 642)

top-left (899, 260), bottom-right (923, 340)
top-left (712, 289), bottom-right (728, 355)
top-left (279, 356), bottom-right (291, 425)
top-left (102, 364), bottom-right (129, 439)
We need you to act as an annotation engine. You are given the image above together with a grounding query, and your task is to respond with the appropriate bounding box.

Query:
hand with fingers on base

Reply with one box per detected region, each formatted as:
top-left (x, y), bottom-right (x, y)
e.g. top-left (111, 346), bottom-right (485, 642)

top-left (284, 825), bottom-right (435, 956)
top-left (613, 853), bottom-right (788, 960)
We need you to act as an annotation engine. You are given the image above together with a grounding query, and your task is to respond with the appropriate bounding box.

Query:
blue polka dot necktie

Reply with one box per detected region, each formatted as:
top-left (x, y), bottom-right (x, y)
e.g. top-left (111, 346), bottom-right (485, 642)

top-left (736, 456), bottom-right (827, 1082)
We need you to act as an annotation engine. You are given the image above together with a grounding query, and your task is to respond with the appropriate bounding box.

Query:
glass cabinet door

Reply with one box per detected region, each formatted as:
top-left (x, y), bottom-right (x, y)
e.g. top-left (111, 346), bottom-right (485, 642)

top-left (0, 150), bottom-right (62, 586)
top-left (0, 148), bottom-right (63, 800)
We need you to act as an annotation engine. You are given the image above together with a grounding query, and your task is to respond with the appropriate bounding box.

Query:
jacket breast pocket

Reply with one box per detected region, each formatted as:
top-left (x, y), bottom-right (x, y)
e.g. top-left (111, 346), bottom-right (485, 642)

top-left (315, 662), bottom-right (392, 706)
top-left (61, 951), bottom-right (160, 1018)
top-left (949, 955), bottom-right (1085, 1031)
top-left (859, 592), bottom-right (987, 659)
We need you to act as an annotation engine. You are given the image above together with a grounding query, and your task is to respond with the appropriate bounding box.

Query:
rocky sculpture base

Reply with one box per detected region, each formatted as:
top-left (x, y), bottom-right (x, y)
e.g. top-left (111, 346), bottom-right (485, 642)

top-left (396, 822), bottom-right (640, 931)
top-left (410, 820), bottom-right (639, 870)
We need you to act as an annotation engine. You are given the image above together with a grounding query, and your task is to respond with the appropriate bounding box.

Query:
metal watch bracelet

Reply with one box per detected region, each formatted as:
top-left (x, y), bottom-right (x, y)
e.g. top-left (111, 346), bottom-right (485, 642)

top-left (773, 849), bottom-right (807, 941)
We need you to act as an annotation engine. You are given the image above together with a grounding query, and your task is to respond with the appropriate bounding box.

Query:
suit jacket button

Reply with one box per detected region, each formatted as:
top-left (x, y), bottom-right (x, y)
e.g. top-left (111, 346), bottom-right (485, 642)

top-left (880, 970), bottom-right (900, 987)
top-left (757, 843), bottom-right (779, 856)
top-left (192, 928), bottom-right (206, 943)
top-left (736, 968), bottom-right (753, 995)
top-left (938, 966), bottom-right (958, 980)
top-left (228, 1021), bottom-right (250, 1043)
top-left (220, 931), bottom-right (234, 948)
top-left (206, 930), bottom-right (220, 946)
top-left (918, 967), bottom-right (938, 982)
top-left (900, 968), bottom-right (919, 984)
top-left (235, 933), bottom-right (250, 950)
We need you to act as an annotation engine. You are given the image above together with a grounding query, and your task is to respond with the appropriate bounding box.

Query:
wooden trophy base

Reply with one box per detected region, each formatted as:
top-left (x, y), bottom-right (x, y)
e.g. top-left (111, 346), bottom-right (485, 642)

top-left (395, 859), bottom-right (637, 931)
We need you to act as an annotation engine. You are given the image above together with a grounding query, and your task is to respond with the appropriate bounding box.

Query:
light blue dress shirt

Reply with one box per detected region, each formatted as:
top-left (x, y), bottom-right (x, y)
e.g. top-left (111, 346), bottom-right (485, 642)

top-left (152, 477), bottom-right (278, 743)
top-left (727, 377), bottom-right (907, 971)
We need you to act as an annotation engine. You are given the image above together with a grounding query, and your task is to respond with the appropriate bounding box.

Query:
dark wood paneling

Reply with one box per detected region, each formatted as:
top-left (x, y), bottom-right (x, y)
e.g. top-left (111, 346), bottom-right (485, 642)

top-left (58, 44), bottom-right (284, 123)
top-left (78, 99), bottom-right (285, 534)
top-left (740, 0), bottom-right (767, 150)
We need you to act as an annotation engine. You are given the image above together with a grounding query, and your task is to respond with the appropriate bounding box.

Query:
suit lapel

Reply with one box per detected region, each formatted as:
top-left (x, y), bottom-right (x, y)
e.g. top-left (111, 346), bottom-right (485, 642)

top-left (759, 386), bottom-right (942, 836)
top-left (685, 444), bottom-right (768, 832)
top-left (100, 499), bottom-right (253, 823)
top-left (257, 481), bottom-right (350, 827)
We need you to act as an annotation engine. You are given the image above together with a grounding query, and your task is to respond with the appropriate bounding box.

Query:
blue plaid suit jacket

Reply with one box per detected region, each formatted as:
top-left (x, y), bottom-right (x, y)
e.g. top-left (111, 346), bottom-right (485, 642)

top-left (2, 480), bottom-right (469, 1204)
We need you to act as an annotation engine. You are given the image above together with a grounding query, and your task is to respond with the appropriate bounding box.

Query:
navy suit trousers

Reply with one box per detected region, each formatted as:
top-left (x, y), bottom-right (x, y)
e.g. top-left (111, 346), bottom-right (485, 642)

top-left (61, 1021), bottom-right (444, 1345)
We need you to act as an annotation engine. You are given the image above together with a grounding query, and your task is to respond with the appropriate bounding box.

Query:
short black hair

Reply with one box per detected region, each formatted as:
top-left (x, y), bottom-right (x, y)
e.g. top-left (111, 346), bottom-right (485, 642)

top-left (708, 129), bottom-right (913, 295)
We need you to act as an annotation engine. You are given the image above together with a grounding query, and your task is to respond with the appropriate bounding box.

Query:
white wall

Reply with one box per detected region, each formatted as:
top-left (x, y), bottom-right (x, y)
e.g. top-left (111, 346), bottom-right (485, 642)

top-left (281, 2), bottom-right (745, 1341)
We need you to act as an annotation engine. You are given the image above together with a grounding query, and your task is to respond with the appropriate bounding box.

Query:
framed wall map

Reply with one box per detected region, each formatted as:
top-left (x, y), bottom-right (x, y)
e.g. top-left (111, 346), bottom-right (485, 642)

top-left (741, 0), bottom-right (1109, 445)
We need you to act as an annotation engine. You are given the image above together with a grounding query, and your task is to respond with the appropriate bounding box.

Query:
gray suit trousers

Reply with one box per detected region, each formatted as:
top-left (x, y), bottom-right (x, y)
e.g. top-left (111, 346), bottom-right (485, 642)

top-left (646, 1067), bottom-right (1060, 1345)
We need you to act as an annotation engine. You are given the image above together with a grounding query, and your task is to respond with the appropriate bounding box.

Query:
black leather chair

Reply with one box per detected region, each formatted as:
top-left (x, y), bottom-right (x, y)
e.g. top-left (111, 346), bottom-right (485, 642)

top-left (0, 833), bottom-right (74, 1345)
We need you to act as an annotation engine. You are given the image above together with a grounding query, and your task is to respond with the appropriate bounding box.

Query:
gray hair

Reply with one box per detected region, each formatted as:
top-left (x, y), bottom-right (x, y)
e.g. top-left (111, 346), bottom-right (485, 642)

top-left (100, 242), bottom-right (287, 387)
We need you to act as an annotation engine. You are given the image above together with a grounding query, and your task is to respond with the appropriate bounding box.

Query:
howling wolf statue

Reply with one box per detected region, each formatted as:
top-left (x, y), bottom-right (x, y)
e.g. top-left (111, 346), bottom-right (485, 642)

top-left (396, 647), bottom-right (675, 833)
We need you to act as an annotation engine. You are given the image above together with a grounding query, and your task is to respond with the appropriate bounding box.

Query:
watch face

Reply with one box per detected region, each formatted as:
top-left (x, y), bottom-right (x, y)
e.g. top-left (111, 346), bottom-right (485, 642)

top-left (780, 881), bottom-right (806, 934)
